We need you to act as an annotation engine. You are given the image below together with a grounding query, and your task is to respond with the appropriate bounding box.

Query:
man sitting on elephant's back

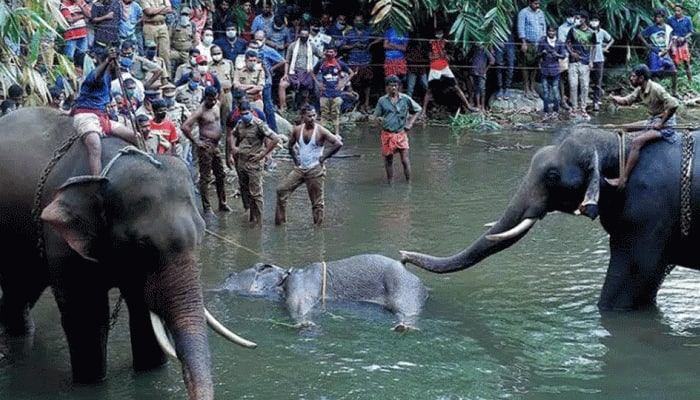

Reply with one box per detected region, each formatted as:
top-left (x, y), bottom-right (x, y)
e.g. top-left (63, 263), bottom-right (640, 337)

top-left (605, 64), bottom-right (679, 189)
top-left (71, 46), bottom-right (140, 176)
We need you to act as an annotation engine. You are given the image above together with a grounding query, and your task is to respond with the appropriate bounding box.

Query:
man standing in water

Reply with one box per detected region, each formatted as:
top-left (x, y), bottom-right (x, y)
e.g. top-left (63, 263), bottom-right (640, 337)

top-left (275, 105), bottom-right (343, 226)
top-left (372, 74), bottom-right (422, 184)
top-left (181, 85), bottom-right (232, 213)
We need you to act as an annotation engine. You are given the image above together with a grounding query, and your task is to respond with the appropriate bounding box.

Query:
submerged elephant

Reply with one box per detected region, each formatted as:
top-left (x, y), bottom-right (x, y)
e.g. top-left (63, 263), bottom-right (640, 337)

top-left (0, 107), bottom-right (255, 400)
top-left (402, 126), bottom-right (700, 310)
top-left (223, 254), bottom-right (429, 331)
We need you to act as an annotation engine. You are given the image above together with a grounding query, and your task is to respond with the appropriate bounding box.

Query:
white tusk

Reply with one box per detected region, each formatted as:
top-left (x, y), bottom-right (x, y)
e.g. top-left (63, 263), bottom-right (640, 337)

top-left (149, 311), bottom-right (178, 360)
top-left (204, 308), bottom-right (257, 349)
top-left (484, 220), bottom-right (497, 227)
top-left (485, 218), bottom-right (537, 241)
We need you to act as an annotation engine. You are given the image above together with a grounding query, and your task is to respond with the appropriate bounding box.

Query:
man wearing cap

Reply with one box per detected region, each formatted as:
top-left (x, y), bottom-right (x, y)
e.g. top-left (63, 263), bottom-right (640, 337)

top-left (141, 0), bottom-right (172, 69)
top-left (162, 82), bottom-right (191, 159)
top-left (209, 44), bottom-right (235, 127)
top-left (175, 54), bottom-right (222, 93)
top-left (182, 86), bottom-right (233, 213)
top-left (170, 7), bottom-right (196, 75)
top-left (136, 88), bottom-right (162, 118)
top-left (215, 21), bottom-right (247, 62)
top-left (234, 50), bottom-right (266, 110)
top-left (372, 74), bottom-right (422, 183)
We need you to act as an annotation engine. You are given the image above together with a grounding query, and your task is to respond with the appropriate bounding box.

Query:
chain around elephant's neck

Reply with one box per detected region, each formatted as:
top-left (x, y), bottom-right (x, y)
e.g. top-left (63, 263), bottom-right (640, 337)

top-left (680, 131), bottom-right (694, 237)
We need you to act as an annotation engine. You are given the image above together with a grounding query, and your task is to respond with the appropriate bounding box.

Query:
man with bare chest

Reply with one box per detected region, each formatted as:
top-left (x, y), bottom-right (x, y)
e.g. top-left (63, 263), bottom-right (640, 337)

top-left (182, 86), bottom-right (232, 213)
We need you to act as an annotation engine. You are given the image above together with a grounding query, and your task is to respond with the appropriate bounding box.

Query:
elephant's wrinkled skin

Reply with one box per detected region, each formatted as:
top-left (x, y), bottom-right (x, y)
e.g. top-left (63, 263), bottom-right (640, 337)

top-left (223, 254), bottom-right (429, 330)
top-left (0, 108), bottom-right (215, 399)
top-left (402, 126), bottom-right (700, 310)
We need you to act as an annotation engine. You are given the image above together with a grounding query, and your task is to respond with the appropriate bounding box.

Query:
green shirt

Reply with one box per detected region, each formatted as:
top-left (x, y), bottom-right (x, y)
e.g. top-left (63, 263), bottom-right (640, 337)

top-left (373, 93), bottom-right (422, 132)
top-left (620, 80), bottom-right (679, 118)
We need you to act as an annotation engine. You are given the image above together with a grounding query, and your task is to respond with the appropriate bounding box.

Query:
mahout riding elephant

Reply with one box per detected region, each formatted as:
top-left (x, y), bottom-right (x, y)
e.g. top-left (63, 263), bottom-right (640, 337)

top-left (402, 126), bottom-right (700, 310)
top-left (223, 254), bottom-right (429, 331)
top-left (0, 107), bottom-right (255, 400)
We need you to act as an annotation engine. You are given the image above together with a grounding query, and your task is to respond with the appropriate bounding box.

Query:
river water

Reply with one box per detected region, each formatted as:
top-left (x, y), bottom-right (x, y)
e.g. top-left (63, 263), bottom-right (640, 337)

top-left (1, 114), bottom-right (699, 399)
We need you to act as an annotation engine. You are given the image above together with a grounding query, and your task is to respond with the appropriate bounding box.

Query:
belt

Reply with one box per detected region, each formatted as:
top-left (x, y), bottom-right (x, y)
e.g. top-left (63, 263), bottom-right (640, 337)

top-left (144, 20), bottom-right (165, 25)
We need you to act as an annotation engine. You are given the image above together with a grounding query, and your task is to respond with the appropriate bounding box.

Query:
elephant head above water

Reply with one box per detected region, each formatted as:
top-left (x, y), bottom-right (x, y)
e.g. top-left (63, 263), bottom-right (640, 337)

top-left (402, 126), bottom-right (699, 311)
top-left (0, 107), bottom-right (254, 400)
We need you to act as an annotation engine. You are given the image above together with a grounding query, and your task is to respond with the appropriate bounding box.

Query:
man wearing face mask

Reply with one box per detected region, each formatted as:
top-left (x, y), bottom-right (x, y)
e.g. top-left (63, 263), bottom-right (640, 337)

top-left (174, 47), bottom-right (201, 82)
top-left (557, 9), bottom-right (579, 110)
top-left (234, 50), bottom-right (266, 110)
top-left (326, 14), bottom-right (348, 51)
top-left (226, 101), bottom-right (281, 224)
top-left (182, 86), bottom-right (233, 213)
top-left (130, 40), bottom-right (167, 82)
top-left (287, 28), bottom-right (324, 111)
top-left (141, 0), bottom-right (172, 70)
top-left (175, 69), bottom-right (205, 113)
top-left (209, 44), bottom-right (235, 128)
top-left (147, 98), bottom-right (179, 155)
top-left (343, 14), bottom-right (381, 114)
top-left (197, 29), bottom-right (216, 62)
top-left (169, 7), bottom-right (196, 77)
top-left (111, 41), bottom-right (145, 101)
top-left (214, 21), bottom-right (247, 62)
top-left (135, 89), bottom-right (162, 119)
top-left (175, 55), bottom-right (222, 94)
top-left (162, 83), bottom-right (191, 160)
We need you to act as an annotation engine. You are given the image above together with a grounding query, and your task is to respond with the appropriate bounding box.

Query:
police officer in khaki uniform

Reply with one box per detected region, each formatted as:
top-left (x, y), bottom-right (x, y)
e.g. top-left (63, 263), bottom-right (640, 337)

top-left (131, 40), bottom-right (167, 82)
top-left (170, 6), bottom-right (196, 77)
top-left (209, 44), bottom-right (235, 128)
top-left (162, 83), bottom-right (192, 163)
top-left (141, 0), bottom-right (172, 72)
top-left (175, 69), bottom-right (205, 113)
top-left (233, 49), bottom-right (266, 110)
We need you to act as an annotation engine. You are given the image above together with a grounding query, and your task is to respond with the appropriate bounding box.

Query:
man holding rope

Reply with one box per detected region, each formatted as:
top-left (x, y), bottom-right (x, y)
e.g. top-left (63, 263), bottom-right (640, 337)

top-left (605, 64), bottom-right (679, 189)
top-left (71, 46), bottom-right (141, 176)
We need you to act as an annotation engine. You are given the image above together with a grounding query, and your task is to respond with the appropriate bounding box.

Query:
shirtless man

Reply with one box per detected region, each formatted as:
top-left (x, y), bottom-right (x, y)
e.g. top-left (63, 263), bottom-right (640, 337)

top-left (275, 105), bottom-right (343, 226)
top-left (71, 46), bottom-right (140, 175)
top-left (181, 86), bottom-right (232, 213)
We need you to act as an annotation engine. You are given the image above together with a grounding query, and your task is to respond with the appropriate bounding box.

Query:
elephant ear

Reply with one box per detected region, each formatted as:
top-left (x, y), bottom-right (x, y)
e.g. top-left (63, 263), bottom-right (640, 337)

top-left (40, 176), bottom-right (110, 262)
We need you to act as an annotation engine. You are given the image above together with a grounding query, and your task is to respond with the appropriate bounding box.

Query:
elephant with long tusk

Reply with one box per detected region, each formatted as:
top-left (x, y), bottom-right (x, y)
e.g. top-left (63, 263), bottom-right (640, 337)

top-left (0, 107), bottom-right (254, 400)
top-left (402, 126), bottom-right (700, 311)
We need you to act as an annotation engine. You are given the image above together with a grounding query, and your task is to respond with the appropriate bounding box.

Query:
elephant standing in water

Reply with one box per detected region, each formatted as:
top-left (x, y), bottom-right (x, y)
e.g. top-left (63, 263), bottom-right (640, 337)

top-left (0, 107), bottom-right (254, 400)
top-left (402, 126), bottom-right (700, 310)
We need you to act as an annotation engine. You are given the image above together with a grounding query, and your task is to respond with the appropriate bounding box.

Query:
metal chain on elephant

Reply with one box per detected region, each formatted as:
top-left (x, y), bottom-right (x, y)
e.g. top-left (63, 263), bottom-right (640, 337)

top-left (31, 132), bottom-right (84, 261)
top-left (680, 131), bottom-right (694, 237)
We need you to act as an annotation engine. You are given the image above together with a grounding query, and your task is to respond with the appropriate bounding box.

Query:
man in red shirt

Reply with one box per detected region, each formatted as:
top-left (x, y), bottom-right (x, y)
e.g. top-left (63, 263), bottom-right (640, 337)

top-left (61, 0), bottom-right (91, 65)
top-left (422, 27), bottom-right (476, 115)
top-left (147, 99), bottom-right (179, 155)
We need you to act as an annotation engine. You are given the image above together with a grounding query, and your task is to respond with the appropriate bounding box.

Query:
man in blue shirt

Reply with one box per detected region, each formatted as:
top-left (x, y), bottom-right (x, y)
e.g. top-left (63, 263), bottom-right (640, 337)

top-left (517, 0), bottom-right (546, 99)
top-left (313, 47), bottom-right (354, 138)
top-left (667, 4), bottom-right (694, 81)
top-left (214, 21), bottom-right (247, 63)
top-left (71, 46), bottom-right (140, 175)
top-left (342, 14), bottom-right (381, 113)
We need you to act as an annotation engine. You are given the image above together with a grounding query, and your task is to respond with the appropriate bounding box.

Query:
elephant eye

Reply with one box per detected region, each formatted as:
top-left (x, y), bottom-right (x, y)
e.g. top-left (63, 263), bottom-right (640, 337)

top-left (544, 168), bottom-right (560, 186)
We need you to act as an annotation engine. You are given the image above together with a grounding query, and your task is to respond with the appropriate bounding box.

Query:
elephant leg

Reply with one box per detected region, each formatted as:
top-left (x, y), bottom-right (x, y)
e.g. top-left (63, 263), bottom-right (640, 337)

top-left (55, 284), bottom-right (110, 383)
top-left (0, 272), bottom-right (46, 336)
top-left (123, 293), bottom-right (167, 371)
top-left (599, 234), bottom-right (667, 310)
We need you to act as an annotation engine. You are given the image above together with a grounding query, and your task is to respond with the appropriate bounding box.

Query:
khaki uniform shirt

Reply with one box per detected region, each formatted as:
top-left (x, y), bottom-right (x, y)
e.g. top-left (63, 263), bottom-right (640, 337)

top-left (170, 24), bottom-right (195, 52)
top-left (233, 64), bottom-right (265, 90)
top-left (232, 118), bottom-right (275, 157)
top-left (620, 80), bottom-right (680, 118)
top-left (130, 55), bottom-right (165, 81)
top-left (175, 85), bottom-right (205, 113)
top-left (209, 59), bottom-right (235, 91)
top-left (141, 0), bottom-right (171, 23)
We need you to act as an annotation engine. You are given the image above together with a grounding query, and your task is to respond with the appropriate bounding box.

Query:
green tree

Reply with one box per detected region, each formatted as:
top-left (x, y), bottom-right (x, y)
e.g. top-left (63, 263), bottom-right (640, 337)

top-left (0, 0), bottom-right (76, 105)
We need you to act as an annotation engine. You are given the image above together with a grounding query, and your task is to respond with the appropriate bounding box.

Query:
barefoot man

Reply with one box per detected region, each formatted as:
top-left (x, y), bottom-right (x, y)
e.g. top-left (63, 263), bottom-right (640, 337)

top-left (182, 86), bottom-right (232, 213)
top-left (606, 64), bottom-right (679, 189)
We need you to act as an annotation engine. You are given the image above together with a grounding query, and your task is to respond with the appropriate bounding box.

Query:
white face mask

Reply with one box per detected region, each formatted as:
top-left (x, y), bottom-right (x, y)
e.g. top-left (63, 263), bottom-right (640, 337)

top-left (590, 21), bottom-right (600, 29)
top-left (574, 17), bottom-right (581, 26)
top-left (226, 30), bottom-right (237, 39)
top-left (566, 17), bottom-right (575, 24)
top-left (198, 66), bottom-right (208, 74)
top-left (212, 54), bottom-right (223, 62)
top-left (202, 36), bottom-right (213, 46)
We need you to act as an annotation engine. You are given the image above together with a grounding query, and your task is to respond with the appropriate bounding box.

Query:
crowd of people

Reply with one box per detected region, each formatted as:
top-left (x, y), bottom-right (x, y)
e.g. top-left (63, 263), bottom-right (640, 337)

top-left (0, 0), bottom-right (695, 225)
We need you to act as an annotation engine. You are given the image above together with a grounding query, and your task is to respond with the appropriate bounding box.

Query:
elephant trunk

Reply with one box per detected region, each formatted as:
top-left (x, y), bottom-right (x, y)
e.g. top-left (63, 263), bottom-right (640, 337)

top-left (146, 253), bottom-right (214, 400)
top-left (402, 183), bottom-right (543, 273)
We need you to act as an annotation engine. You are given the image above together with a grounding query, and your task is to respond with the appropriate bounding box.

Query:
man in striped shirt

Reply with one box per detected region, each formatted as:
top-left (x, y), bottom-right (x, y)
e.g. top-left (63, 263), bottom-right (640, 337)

top-left (61, 0), bottom-right (91, 65)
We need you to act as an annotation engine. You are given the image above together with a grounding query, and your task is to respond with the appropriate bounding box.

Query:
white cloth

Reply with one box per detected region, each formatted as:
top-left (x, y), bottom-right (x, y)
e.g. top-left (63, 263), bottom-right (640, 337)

top-left (289, 40), bottom-right (314, 74)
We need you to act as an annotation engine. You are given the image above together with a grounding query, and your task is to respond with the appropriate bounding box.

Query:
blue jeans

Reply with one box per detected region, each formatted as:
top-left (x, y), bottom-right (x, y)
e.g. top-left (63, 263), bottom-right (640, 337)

top-left (406, 72), bottom-right (428, 98)
top-left (263, 83), bottom-right (278, 132)
top-left (541, 74), bottom-right (560, 112)
top-left (494, 43), bottom-right (515, 90)
top-left (63, 37), bottom-right (89, 64)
